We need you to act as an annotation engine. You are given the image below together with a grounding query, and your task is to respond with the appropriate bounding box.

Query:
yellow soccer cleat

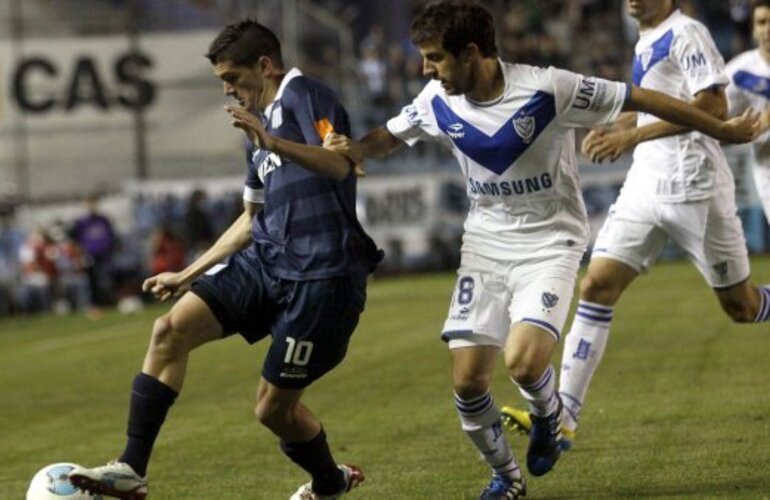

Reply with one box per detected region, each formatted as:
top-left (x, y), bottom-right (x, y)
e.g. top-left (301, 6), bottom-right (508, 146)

top-left (501, 406), bottom-right (576, 451)
top-left (500, 406), bottom-right (532, 435)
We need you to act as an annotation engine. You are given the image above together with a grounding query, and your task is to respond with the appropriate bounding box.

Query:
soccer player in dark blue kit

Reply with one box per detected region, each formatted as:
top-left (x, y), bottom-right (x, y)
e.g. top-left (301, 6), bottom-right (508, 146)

top-left (69, 19), bottom-right (381, 500)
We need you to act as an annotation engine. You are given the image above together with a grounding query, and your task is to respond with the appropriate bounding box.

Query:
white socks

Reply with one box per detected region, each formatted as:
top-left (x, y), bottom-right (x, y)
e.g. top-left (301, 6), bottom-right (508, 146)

top-left (558, 300), bottom-right (613, 431)
top-left (454, 392), bottom-right (521, 481)
top-left (515, 365), bottom-right (559, 418)
top-left (755, 285), bottom-right (770, 322)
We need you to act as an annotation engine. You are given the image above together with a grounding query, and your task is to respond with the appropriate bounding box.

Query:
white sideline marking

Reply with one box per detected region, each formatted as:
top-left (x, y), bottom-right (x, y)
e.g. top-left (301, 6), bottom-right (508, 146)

top-left (33, 321), bottom-right (144, 352)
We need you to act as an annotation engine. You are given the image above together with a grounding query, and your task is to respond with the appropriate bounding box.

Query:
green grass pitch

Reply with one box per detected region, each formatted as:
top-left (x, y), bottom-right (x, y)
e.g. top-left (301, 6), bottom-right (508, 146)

top-left (3, 257), bottom-right (770, 499)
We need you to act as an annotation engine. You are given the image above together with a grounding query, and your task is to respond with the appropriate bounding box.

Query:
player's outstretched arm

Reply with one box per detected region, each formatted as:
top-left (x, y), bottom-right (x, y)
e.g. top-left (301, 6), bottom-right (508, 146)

top-left (324, 128), bottom-right (405, 163)
top-left (142, 203), bottom-right (257, 301)
top-left (623, 86), bottom-right (762, 143)
top-left (225, 105), bottom-right (354, 181)
top-left (625, 87), bottom-right (725, 145)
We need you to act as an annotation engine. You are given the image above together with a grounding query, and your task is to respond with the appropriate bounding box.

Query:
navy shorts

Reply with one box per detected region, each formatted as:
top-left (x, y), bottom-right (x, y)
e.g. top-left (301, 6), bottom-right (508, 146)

top-left (191, 249), bottom-right (367, 389)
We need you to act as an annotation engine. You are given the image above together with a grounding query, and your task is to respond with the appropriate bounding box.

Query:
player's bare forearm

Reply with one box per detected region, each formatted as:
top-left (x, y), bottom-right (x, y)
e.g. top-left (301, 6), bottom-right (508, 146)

top-left (323, 128), bottom-right (403, 172)
top-left (143, 207), bottom-right (255, 300)
top-left (176, 208), bottom-right (254, 283)
top-left (630, 120), bottom-right (688, 144)
top-left (623, 86), bottom-right (758, 143)
top-left (626, 87), bottom-right (727, 144)
top-left (270, 136), bottom-right (353, 181)
top-left (359, 127), bottom-right (405, 159)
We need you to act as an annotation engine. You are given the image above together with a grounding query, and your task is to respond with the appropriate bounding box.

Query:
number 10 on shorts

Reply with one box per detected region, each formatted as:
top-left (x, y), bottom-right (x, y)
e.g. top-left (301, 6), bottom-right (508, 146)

top-left (284, 337), bottom-right (314, 366)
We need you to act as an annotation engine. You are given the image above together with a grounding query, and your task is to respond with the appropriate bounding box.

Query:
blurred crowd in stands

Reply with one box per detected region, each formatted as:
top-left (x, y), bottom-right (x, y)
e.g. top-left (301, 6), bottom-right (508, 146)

top-left (350, 0), bottom-right (754, 119)
top-left (0, 191), bottom-right (242, 318)
top-left (0, 0), bottom-right (762, 318)
top-left (0, 196), bottom-right (119, 318)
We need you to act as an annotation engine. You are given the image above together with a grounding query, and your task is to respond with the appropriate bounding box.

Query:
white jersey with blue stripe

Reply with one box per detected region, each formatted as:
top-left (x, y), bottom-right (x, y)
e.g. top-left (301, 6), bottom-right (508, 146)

top-left (726, 49), bottom-right (770, 167)
top-left (386, 61), bottom-right (627, 258)
top-left (630, 9), bottom-right (731, 202)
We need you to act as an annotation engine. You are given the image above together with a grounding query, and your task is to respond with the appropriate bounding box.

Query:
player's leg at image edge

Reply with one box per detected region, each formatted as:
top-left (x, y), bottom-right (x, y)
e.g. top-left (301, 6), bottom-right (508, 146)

top-left (502, 300), bottom-right (614, 452)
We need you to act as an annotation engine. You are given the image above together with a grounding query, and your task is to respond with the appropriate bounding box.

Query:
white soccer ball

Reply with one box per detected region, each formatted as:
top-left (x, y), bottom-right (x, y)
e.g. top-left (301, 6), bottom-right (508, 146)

top-left (27, 463), bottom-right (102, 500)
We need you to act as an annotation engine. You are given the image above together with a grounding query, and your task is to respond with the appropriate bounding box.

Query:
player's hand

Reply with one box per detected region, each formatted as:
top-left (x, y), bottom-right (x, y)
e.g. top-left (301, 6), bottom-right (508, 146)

top-left (225, 105), bottom-right (275, 150)
top-left (583, 128), bottom-right (638, 163)
top-left (720, 108), bottom-right (762, 143)
top-left (142, 272), bottom-right (188, 302)
top-left (580, 128), bottom-right (607, 157)
top-left (324, 133), bottom-right (366, 177)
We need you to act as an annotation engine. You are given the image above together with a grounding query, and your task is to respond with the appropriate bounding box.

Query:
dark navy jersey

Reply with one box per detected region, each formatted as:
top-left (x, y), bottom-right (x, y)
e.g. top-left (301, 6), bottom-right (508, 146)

top-left (243, 68), bottom-right (382, 280)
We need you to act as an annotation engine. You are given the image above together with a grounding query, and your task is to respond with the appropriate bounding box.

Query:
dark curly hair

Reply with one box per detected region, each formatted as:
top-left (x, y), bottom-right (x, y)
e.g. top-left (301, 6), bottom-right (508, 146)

top-left (410, 1), bottom-right (498, 58)
top-left (205, 18), bottom-right (283, 68)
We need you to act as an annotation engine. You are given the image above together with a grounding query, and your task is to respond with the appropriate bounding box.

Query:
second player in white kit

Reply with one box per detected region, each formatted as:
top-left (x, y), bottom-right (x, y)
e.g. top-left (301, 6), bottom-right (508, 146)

top-left (500, 0), bottom-right (770, 455)
top-left (324, 1), bottom-right (761, 498)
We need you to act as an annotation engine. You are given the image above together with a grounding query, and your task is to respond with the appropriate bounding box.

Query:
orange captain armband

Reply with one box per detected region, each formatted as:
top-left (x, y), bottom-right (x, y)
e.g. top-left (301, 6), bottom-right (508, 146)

top-left (314, 118), bottom-right (335, 141)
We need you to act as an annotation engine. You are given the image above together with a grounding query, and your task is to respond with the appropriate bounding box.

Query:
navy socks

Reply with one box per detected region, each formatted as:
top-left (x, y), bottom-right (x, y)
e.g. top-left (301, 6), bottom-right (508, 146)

top-left (118, 373), bottom-right (178, 477)
top-left (280, 428), bottom-right (345, 495)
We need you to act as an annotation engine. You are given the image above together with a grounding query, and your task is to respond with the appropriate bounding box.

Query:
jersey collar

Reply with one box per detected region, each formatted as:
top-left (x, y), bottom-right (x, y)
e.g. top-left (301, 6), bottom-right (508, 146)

top-left (265, 67), bottom-right (302, 116)
top-left (464, 59), bottom-right (506, 108)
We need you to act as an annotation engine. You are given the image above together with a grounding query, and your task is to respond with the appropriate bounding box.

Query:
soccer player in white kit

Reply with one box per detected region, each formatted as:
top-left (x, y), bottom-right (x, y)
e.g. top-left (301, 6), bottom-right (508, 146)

top-left (727, 0), bottom-right (770, 222)
top-left (502, 0), bottom-right (770, 455)
top-left (325, 1), bottom-right (760, 498)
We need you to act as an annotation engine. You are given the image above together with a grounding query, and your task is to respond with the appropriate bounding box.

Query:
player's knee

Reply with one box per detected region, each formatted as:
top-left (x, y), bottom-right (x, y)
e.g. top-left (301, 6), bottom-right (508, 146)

top-left (254, 398), bottom-right (290, 428)
top-left (504, 345), bottom-right (547, 385)
top-left (507, 359), bottom-right (540, 386)
top-left (579, 273), bottom-right (620, 304)
top-left (149, 313), bottom-right (190, 358)
top-left (253, 401), bottom-right (272, 426)
top-left (452, 373), bottom-right (491, 400)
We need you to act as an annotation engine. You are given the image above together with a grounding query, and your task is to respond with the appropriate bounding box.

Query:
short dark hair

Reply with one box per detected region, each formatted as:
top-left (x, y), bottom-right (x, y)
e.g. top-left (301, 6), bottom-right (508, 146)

top-left (410, 1), bottom-right (498, 58)
top-left (752, 0), bottom-right (770, 21)
top-left (205, 18), bottom-right (283, 68)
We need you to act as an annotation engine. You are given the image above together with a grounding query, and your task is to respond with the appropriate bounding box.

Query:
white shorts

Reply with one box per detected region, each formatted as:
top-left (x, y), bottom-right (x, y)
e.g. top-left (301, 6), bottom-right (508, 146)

top-left (442, 249), bottom-right (583, 349)
top-left (592, 184), bottom-right (750, 288)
